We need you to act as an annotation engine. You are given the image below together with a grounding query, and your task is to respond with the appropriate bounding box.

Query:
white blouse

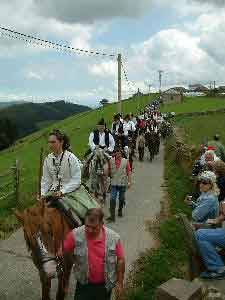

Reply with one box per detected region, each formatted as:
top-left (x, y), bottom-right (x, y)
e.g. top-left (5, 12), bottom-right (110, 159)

top-left (41, 150), bottom-right (81, 196)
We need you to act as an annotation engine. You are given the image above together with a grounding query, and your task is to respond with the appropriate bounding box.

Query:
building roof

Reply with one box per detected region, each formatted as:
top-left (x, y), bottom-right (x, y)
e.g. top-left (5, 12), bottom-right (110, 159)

top-left (162, 88), bottom-right (182, 95)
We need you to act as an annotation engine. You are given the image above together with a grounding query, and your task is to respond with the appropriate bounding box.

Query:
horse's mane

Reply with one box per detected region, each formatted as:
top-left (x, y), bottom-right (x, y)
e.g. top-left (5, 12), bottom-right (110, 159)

top-left (19, 202), bottom-right (71, 255)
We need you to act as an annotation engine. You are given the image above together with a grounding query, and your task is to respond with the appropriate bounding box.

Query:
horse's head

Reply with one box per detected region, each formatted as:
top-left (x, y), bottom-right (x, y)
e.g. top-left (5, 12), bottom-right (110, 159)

top-left (40, 205), bottom-right (70, 255)
top-left (15, 202), bottom-right (44, 251)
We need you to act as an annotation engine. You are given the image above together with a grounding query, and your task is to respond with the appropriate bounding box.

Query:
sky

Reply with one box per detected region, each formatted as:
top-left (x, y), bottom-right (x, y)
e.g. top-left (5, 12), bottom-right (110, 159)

top-left (0, 0), bottom-right (225, 107)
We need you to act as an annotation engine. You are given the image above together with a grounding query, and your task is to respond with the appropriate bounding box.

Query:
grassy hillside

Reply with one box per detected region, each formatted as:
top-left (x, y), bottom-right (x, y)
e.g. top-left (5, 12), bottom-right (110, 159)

top-left (0, 94), bottom-right (154, 224)
top-left (161, 96), bottom-right (225, 114)
top-left (175, 112), bottom-right (225, 147)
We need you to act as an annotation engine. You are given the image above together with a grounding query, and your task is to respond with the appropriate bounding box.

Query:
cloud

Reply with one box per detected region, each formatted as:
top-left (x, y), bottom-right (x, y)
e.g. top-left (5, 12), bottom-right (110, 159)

top-left (193, 0), bottom-right (225, 7)
top-left (34, 0), bottom-right (152, 23)
top-left (26, 71), bottom-right (43, 81)
top-left (88, 60), bottom-right (117, 77)
top-left (124, 28), bottom-right (225, 90)
top-left (189, 12), bottom-right (225, 66)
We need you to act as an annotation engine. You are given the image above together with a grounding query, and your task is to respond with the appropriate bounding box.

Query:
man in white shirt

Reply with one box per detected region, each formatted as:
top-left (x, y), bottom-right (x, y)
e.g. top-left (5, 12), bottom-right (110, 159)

top-left (89, 118), bottom-right (115, 153)
top-left (111, 114), bottom-right (124, 137)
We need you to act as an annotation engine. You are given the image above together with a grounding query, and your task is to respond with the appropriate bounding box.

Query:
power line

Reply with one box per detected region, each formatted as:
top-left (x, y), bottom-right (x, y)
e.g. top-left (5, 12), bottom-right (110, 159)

top-left (121, 60), bottom-right (137, 94)
top-left (0, 25), bottom-right (116, 58)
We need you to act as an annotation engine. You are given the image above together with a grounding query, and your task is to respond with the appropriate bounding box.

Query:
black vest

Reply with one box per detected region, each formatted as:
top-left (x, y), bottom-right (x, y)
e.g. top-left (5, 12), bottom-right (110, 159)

top-left (93, 130), bottom-right (110, 147)
top-left (113, 122), bottom-right (124, 134)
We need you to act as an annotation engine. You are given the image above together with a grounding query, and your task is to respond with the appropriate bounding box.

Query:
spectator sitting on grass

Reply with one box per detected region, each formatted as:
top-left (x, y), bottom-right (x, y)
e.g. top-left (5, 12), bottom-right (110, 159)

top-left (208, 134), bottom-right (225, 162)
top-left (200, 149), bottom-right (220, 169)
top-left (212, 160), bottom-right (225, 203)
top-left (185, 171), bottom-right (219, 224)
top-left (195, 200), bottom-right (225, 279)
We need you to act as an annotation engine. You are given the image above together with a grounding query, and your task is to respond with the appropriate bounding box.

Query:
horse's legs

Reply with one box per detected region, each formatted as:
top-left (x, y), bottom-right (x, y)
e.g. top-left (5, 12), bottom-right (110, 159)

top-left (56, 256), bottom-right (73, 300)
top-left (39, 272), bottom-right (51, 300)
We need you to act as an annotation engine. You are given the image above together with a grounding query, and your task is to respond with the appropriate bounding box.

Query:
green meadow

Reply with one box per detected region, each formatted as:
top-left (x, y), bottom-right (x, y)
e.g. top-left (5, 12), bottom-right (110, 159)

top-left (161, 96), bottom-right (225, 114)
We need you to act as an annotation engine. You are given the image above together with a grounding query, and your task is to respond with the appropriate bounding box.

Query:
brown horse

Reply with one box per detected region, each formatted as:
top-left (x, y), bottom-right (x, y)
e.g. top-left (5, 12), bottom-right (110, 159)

top-left (15, 200), bottom-right (77, 300)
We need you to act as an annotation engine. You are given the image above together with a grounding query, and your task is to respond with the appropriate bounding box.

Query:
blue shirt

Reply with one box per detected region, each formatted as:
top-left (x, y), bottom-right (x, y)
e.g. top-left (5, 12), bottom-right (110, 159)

top-left (192, 192), bottom-right (219, 223)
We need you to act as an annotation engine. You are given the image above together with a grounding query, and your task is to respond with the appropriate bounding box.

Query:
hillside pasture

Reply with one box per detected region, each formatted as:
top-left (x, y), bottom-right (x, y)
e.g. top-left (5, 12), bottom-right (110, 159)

top-left (161, 96), bottom-right (225, 114)
top-left (176, 111), bottom-right (225, 147)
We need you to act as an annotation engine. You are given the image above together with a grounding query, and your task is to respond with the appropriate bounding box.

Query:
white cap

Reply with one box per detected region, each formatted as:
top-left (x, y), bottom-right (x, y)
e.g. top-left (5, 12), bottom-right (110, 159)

top-left (199, 171), bottom-right (217, 183)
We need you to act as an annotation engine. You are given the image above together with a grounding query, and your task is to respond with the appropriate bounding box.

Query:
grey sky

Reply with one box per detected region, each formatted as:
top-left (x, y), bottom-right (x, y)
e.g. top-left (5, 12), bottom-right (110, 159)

top-left (34, 0), bottom-right (152, 23)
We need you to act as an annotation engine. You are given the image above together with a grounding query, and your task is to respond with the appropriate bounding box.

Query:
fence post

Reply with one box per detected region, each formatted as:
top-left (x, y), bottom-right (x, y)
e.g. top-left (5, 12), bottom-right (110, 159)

top-left (13, 160), bottom-right (20, 206)
top-left (38, 147), bottom-right (44, 198)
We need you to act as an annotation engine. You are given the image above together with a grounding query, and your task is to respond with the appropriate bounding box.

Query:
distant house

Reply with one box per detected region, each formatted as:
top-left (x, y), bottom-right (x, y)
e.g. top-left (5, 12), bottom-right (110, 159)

top-left (161, 88), bottom-right (183, 104)
top-left (217, 86), bottom-right (225, 94)
top-left (189, 84), bottom-right (209, 93)
top-left (172, 86), bottom-right (187, 93)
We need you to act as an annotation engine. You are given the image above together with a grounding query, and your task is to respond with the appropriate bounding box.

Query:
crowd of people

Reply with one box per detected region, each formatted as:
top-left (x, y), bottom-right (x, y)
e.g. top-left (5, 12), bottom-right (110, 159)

top-left (38, 98), bottom-right (172, 299)
top-left (184, 135), bottom-right (225, 279)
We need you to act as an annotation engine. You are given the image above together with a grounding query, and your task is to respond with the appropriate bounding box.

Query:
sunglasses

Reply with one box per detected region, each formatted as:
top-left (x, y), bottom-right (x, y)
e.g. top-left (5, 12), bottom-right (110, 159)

top-left (200, 180), bottom-right (211, 185)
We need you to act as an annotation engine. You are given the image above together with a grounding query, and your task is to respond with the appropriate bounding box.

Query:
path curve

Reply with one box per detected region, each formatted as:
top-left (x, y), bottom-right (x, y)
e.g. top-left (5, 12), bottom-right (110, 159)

top-left (0, 146), bottom-right (164, 300)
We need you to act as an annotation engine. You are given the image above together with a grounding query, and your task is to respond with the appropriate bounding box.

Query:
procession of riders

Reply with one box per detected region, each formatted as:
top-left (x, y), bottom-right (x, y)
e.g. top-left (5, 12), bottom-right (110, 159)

top-left (15, 98), bottom-right (174, 300)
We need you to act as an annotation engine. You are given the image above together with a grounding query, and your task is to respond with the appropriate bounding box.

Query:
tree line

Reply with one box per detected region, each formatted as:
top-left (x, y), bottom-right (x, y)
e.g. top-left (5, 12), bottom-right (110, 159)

top-left (0, 118), bottom-right (18, 150)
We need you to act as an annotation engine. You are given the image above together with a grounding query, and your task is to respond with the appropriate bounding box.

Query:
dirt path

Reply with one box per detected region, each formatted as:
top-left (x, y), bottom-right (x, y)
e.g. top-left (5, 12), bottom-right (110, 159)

top-left (0, 146), bottom-right (164, 300)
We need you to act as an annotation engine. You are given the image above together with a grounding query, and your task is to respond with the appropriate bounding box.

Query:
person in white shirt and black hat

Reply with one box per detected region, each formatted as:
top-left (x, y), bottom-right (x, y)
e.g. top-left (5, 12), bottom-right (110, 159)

top-left (89, 118), bottom-right (115, 154)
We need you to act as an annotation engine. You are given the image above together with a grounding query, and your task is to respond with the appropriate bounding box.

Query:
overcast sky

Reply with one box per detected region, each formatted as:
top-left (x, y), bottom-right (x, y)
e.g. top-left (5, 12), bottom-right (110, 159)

top-left (0, 0), bottom-right (225, 106)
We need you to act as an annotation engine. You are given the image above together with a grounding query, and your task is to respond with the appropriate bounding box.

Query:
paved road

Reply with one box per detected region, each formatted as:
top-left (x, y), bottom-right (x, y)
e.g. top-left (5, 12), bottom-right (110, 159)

top-left (0, 146), bottom-right (164, 300)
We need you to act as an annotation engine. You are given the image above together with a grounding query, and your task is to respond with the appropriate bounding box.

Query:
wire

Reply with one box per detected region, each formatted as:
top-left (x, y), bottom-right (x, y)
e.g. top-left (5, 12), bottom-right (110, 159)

top-left (0, 25), bottom-right (116, 58)
top-left (121, 60), bottom-right (137, 94)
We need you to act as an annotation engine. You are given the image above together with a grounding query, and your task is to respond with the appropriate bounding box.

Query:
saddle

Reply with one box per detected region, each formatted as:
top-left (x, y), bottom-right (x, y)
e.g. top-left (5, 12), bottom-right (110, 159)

top-left (45, 195), bottom-right (82, 228)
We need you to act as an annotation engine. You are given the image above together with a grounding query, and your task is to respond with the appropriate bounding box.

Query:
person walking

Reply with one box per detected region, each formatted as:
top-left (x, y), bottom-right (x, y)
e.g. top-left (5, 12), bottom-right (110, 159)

top-left (107, 147), bottom-right (132, 222)
top-left (62, 208), bottom-right (125, 300)
top-left (137, 131), bottom-right (145, 161)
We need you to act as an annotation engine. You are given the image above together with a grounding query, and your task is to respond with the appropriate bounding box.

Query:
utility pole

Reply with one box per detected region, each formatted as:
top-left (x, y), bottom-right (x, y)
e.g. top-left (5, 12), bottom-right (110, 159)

top-left (214, 80), bottom-right (216, 90)
top-left (117, 53), bottom-right (122, 114)
top-left (158, 70), bottom-right (164, 94)
top-left (148, 84), bottom-right (152, 94)
top-left (209, 81), bottom-right (212, 90)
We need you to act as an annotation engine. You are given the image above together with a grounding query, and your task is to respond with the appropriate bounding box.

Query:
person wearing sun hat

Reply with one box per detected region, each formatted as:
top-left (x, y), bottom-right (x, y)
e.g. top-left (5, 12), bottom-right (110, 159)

top-left (195, 171), bottom-right (225, 279)
top-left (188, 171), bottom-right (219, 224)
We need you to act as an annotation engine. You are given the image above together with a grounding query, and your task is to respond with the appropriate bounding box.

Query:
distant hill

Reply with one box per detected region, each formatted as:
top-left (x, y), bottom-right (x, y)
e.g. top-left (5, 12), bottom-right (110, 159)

top-left (0, 101), bottom-right (26, 109)
top-left (1, 100), bottom-right (91, 138)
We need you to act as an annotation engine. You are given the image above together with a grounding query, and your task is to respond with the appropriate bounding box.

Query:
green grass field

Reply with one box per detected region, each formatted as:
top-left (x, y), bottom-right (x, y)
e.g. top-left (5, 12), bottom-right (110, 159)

top-left (161, 96), bottom-right (225, 114)
top-left (0, 94), bottom-right (154, 224)
top-left (175, 112), bottom-right (225, 147)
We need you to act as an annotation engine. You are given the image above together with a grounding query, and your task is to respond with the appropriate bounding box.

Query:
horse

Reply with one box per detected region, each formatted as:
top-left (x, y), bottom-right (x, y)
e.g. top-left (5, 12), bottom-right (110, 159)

top-left (15, 200), bottom-right (78, 300)
top-left (83, 148), bottom-right (111, 205)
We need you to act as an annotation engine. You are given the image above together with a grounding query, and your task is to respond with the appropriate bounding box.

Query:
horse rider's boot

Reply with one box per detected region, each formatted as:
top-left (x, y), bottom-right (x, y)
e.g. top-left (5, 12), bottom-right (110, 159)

top-left (107, 199), bottom-right (116, 222)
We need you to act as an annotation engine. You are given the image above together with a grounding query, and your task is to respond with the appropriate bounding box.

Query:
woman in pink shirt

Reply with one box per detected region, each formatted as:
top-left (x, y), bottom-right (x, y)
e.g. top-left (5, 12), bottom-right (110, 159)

top-left (63, 208), bottom-right (125, 300)
top-left (107, 147), bottom-right (132, 222)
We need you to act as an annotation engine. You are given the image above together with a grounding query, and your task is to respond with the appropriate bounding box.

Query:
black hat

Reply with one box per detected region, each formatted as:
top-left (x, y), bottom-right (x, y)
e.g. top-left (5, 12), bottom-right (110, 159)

top-left (97, 118), bottom-right (105, 125)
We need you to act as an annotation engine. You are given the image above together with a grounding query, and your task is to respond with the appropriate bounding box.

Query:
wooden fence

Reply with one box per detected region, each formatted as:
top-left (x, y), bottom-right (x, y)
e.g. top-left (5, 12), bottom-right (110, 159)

top-left (0, 160), bottom-right (20, 208)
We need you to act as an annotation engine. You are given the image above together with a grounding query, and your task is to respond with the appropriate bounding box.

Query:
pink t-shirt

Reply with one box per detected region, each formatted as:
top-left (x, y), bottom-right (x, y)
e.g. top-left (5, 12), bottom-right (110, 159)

top-left (63, 226), bottom-right (124, 284)
top-left (115, 158), bottom-right (131, 175)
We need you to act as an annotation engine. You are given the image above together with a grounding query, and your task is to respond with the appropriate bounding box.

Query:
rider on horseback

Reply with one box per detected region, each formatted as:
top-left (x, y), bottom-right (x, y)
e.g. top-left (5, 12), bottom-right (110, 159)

top-left (89, 118), bottom-right (115, 154)
top-left (41, 129), bottom-right (99, 226)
